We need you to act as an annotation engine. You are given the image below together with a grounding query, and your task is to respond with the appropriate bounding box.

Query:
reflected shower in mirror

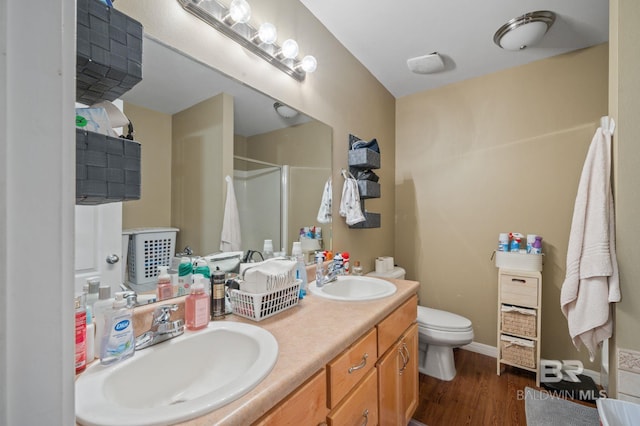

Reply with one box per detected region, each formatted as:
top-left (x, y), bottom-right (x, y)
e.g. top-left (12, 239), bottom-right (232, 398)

top-left (119, 35), bottom-right (332, 299)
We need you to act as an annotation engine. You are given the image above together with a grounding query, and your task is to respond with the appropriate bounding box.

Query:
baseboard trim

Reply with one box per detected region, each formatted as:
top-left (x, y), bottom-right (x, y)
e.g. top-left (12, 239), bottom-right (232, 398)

top-left (461, 341), bottom-right (498, 358)
top-left (459, 342), bottom-right (602, 385)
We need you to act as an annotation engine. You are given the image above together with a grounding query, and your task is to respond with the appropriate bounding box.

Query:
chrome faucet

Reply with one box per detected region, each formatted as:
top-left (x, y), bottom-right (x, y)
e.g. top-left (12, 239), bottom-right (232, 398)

top-left (315, 259), bottom-right (340, 287)
top-left (134, 304), bottom-right (185, 351)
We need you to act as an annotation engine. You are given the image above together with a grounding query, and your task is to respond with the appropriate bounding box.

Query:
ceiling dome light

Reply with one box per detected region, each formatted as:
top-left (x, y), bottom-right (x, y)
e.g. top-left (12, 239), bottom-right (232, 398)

top-left (257, 22), bottom-right (277, 44)
top-left (281, 39), bottom-right (299, 59)
top-left (300, 55), bottom-right (317, 73)
top-left (493, 10), bottom-right (556, 50)
top-left (228, 0), bottom-right (251, 24)
top-left (274, 102), bottom-right (299, 118)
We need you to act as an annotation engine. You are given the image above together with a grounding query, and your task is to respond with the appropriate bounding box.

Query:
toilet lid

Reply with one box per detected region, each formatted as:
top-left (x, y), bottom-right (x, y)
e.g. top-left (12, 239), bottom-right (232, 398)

top-left (417, 306), bottom-right (472, 332)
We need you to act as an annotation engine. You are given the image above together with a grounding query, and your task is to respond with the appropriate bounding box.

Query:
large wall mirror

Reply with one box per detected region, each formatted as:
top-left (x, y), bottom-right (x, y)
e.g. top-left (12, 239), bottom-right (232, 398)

top-left (120, 35), bottom-right (332, 296)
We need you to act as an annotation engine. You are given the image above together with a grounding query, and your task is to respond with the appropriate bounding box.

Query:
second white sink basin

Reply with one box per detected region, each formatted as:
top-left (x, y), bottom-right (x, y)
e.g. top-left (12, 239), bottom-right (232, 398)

top-left (309, 275), bottom-right (397, 301)
top-left (76, 321), bottom-right (278, 426)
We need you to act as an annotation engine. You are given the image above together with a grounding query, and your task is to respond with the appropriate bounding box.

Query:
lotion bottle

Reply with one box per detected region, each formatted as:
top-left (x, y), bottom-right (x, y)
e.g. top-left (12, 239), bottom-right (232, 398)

top-left (157, 265), bottom-right (173, 301)
top-left (100, 292), bottom-right (135, 365)
top-left (185, 276), bottom-right (210, 330)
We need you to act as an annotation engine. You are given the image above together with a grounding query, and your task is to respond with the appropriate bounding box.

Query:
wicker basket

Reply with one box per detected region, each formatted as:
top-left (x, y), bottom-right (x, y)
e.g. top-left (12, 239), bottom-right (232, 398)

top-left (501, 335), bottom-right (536, 369)
top-left (231, 280), bottom-right (301, 322)
top-left (501, 306), bottom-right (537, 338)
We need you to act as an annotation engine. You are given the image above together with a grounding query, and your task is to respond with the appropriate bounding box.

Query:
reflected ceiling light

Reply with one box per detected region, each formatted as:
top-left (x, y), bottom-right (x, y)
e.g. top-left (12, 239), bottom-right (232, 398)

top-left (493, 10), bottom-right (556, 51)
top-left (274, 102), bottom-right (299, 119)
top-left (177, 0), bottom-right (317, 81)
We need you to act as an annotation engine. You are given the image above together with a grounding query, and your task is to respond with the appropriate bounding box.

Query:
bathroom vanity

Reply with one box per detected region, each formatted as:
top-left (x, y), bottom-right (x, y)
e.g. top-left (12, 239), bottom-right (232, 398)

top-left (173, 278), bottom-right (419, 425)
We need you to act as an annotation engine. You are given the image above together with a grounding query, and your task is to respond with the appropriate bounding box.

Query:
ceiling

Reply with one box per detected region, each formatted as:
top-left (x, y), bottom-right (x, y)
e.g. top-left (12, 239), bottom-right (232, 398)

top-left (300, 0), bottom-right (609, 98)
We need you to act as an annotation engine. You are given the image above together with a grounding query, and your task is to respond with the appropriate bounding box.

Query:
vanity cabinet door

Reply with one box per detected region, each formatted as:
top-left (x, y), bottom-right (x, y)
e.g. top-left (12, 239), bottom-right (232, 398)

top-left (377, 323), bottom-right (419, 426)
top-left (252, 368), bottom-right (328, 426)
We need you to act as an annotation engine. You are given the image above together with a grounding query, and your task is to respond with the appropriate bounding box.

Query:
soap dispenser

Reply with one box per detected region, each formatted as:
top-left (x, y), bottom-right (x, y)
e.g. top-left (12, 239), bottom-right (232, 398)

top-left (100, 291), bottom-right (135, 365)
top-left (157, 265), bottom-right (173, 301)
top-left (185, 275), bottom-right (210, 331)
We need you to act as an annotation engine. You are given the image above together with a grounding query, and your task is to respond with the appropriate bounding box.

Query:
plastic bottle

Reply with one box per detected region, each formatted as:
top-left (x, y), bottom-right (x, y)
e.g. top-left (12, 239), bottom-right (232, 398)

top-left (532, 236), bottom-right (543, 254)
top-left (86, 277), bottom-right (100, 309)
top-left (75, 293), bottom-right (87, 374)
top-left (100, 292), bottom-right (135, 365)
top-left (526, 235), bottom-right (537, 254)
top-left (157, 265), bottom-right (173, 301)
top-left (185, 275), bottom-right (210, 330)
top-left (85, 306), bottom-right (95, 362)
top-left (193, 258), bottom-right (211, 280)
top-left (177, 257), bottom-right (193, 296)
top-left (263, 239), bottom-right (274, 259)
top-left (315, 252), bottom-right (325, 285)
top-left (352, 260), bottom-right (364, 276)
top-left (210, 267), bottom-right (226, 318)
top-left (498, 233), bottom-right (509, 252)
top-left (333, 253), bottom-right (344, 275)
top-left (510, 233), bottom-right (523, 252)
top-left (292, 241), bottom-right (308, 298)
top-left (93, 285), bottom-right (112, 360)
top-left (342, 252), bottom-right (350, 274)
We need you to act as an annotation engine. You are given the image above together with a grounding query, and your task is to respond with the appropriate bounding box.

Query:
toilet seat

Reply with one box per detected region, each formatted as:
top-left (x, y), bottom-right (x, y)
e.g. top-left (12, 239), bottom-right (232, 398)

top-left (417, 306), bottom-right (473, 332)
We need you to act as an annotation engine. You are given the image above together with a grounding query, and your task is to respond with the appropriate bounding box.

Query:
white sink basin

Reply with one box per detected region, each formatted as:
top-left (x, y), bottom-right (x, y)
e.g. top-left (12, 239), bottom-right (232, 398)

top-left (309, 275), bottom-right (397, 301)
top-left (76, 322), bottom-right (278, 426)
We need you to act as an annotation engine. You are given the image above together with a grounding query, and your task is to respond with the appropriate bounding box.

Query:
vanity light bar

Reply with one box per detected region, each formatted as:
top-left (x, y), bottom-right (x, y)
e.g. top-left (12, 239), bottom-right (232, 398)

top-left (177, 0), bottom-right (315, 81)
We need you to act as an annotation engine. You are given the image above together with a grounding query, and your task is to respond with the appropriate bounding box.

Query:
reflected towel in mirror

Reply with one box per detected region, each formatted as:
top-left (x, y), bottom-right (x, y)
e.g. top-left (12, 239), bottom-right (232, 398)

top-left (317, 177), bottom-right (332, 224)
top-left (220, 175), bottom-right (241, 252)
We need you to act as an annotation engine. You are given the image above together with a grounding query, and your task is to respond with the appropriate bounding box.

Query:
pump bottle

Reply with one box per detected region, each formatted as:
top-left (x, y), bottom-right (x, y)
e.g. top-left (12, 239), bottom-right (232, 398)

top-left (100, 292), bottom-right (135, 365)
top-left (157, 265), bottom-right (173, 301)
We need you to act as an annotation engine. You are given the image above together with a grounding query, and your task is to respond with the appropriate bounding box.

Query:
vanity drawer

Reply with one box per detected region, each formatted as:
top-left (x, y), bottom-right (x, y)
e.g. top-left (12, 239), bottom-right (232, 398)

top-left (377, 295), bottom-right (418, 356)
top-left (327, 327), bottom-right (377, 408)
top-left (500, 274), bottom-right (539, 307)
top-left (327, 368), bottom-right (378, 426)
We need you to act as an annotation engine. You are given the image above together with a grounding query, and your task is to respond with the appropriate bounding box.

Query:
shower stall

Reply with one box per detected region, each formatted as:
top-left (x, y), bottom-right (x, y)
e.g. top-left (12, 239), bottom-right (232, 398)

top-left (233, 155), bottom-right (330, 256)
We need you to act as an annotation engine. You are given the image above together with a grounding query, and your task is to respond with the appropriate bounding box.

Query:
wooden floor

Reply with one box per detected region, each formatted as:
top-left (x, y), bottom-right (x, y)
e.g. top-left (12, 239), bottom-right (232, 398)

top-left (411, 349), bottom-right (596, 426)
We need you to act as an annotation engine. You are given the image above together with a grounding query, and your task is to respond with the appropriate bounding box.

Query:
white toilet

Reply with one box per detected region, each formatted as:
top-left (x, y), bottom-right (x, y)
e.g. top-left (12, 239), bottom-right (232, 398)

top-left (416, 306), bottom-right (474, 381)
top-left (368, 266), bottom-right (474, 381)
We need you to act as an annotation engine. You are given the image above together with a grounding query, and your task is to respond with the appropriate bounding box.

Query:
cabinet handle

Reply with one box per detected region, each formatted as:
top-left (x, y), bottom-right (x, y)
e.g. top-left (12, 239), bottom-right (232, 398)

top-left (399, 345), bottom-right (408, 375)
top-left (348, 353), bottom-right (368, 374)
top-left (360, 408), bottom-right (369, 426)
top-left (511, 278), bottom-right (526, 283)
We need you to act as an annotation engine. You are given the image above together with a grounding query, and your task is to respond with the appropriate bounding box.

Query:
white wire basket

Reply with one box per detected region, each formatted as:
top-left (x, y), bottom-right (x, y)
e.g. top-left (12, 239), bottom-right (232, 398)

top-left (230, 280), bottom-right (301, 322)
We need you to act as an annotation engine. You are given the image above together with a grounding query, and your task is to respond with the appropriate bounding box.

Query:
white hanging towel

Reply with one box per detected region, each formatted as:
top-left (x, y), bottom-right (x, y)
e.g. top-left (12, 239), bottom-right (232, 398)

top-left (339, 171), bottom-right (365, 225)
top-left (317, 177), bottom-right (332, 224)
top-left (220, 175), bottom-right (242, 252)
top-left (560, 116), bottom-right (620, 362)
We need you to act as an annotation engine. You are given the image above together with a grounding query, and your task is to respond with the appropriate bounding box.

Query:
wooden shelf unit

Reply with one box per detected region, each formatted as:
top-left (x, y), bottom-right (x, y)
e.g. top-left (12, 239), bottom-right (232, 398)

top-left (496, 268), bottom-right (542, 386)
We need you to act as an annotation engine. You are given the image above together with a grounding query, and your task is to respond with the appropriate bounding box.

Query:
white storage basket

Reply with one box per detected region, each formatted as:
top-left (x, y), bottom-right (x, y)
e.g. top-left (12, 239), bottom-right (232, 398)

top-left (231, 280), bottom-right (301, 322)
top-left (495, 251), bottom-right (543, 272)
top-left (125, 227), bottom-right (178, 285)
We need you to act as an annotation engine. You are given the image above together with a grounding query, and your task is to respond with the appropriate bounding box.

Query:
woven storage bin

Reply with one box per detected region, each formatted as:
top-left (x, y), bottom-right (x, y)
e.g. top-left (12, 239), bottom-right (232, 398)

top-left (76, 0), bottom-right (143, 105)
top-left (501, 306), bottom-right (537, 338)
top-left (501, 336), bottom-right (536, 369)
top-left (76, 128), bottom-right (141, 204)
top-left (231, 280), bottom-right (300, 322)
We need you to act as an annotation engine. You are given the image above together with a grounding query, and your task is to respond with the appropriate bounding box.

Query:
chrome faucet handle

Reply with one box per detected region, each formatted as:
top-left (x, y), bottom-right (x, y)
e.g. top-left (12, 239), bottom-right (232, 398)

top-left (151, 304), bottom-right (179, 327)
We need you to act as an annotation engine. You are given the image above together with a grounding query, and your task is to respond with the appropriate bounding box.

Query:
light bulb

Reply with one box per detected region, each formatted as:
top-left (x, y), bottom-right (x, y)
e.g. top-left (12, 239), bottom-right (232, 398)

top-left (228, 0), bottom-right (251, 24)
top-left (300, 55), bottom-right (317, 73)
top-left (258, 22), bottom-right (277, 44)
top-left (281, 39), bottom-right (299, 59)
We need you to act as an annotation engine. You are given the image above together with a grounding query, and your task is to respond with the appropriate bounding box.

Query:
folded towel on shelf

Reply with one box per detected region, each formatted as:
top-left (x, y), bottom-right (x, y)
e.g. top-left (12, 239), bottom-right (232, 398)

top-left (239, 258), bottom-right (297, 293)
top-left (316, 177), bottom-right (332, 224)
top-left (560, 116), bottom-right (620, 362)
top-left (339, 171), bottom-right (365, 225)
top-left (220, 175), bottom-right (242, 252)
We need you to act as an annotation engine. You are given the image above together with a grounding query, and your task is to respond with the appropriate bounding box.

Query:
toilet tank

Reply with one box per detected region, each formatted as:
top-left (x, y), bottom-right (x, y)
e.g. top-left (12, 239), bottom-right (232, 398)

top-left (366, 266), bottom-right (406, 279)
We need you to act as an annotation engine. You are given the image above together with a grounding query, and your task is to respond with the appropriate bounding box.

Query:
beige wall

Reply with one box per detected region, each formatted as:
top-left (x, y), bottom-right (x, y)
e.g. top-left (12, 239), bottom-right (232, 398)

top-left (396, 44), bottom-right (609, 368)
top-left (121, 103), bottom-right (172, 229)
top-left (609, 0), bottom-right (640, 396)
top-left (117, 0), bottom-right (396, 273)
top-left (171, 93), bottom-right (234, 255)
